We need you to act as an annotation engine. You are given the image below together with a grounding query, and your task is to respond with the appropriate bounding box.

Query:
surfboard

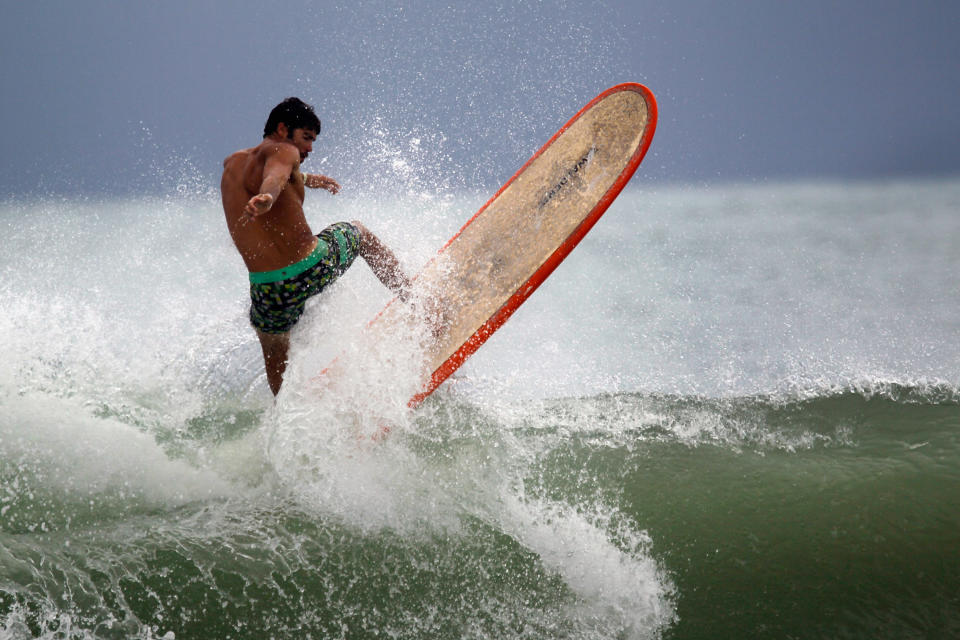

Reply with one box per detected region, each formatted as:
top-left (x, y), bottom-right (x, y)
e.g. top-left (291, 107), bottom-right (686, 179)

top-left (341, 82), bottom-right (657, 409)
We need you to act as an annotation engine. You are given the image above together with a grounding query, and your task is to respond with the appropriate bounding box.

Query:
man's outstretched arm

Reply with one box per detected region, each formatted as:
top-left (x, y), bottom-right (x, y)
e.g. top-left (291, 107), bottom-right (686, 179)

top-left (303, 173), bottom-right (340, 194)
top-left (244, 145), bottom-right (299, 216)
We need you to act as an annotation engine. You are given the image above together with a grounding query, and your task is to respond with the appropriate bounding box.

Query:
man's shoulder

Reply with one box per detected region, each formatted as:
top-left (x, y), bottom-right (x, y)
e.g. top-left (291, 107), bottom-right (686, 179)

top-left (223, 147), bottom-right (253, 169)
top-left (260, 139), bottom-right (300, 163)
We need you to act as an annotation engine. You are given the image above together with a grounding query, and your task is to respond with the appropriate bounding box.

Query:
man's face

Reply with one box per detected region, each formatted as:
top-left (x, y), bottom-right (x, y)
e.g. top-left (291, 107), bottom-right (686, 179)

top-left (288, 128), bottom-right (317, 162)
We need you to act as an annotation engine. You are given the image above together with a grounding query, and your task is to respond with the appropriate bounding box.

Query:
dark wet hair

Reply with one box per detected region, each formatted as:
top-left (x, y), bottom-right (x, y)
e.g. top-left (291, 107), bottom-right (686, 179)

top-left (262, 97), bottom-right (321, 138)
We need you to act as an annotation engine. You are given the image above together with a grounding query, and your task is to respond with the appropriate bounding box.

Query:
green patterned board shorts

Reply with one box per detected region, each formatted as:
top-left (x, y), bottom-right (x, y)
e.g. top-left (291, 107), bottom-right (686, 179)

top-left (248, 222), bottom-right (362, 334)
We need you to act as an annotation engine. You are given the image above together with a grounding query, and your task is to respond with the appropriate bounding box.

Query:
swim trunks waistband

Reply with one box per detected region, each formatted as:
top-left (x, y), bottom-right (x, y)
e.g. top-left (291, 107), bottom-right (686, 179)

top-left (248, 242), bottom-right (329, 284)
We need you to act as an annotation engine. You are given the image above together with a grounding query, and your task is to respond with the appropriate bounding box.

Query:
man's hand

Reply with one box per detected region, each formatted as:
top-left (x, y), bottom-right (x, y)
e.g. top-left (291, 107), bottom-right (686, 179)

top-left (304, 173), bottom-right (340, 194)
top-left (244, 193), bottom-right (274, 217)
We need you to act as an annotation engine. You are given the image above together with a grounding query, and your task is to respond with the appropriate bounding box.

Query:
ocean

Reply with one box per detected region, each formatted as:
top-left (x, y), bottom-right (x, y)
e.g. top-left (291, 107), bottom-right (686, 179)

top-left (1, 177), bottom-right (958, 639)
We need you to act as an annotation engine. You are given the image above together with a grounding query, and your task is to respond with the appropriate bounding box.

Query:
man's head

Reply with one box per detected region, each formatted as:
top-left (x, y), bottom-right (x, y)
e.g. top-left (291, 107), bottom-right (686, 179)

top-left (263, 97), bottom-right (321, 139)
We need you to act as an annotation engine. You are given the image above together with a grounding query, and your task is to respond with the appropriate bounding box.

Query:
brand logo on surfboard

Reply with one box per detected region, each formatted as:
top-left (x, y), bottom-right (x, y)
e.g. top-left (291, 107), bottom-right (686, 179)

top-left (537, 146), bottom-right (598, 209)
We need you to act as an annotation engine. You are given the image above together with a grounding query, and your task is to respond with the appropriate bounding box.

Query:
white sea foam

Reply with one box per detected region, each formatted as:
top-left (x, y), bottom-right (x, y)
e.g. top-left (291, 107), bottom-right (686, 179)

top-left (1, 392), bottom-right (234, 509)
top-left (499, 492), bottom-right (676, 639)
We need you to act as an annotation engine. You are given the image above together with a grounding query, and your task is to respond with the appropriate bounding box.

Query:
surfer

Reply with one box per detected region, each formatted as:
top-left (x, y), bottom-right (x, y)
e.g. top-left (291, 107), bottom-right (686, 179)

top-left (221, 97), bottom-right (411, 395)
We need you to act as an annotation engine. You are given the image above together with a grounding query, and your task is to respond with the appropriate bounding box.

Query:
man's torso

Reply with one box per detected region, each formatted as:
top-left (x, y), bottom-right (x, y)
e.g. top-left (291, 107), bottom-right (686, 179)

top-left (221, 141), bottom-right (317, 272)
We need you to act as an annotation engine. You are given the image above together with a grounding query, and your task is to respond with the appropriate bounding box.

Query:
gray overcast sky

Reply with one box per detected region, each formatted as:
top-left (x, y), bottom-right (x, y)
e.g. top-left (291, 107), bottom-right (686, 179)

top-left (2, 0), bottom-right (958, 196)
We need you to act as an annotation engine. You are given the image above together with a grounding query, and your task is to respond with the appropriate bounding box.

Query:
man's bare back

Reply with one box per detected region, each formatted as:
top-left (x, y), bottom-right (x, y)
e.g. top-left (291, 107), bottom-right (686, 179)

top-left (221, 128), bottom-right (336, 273)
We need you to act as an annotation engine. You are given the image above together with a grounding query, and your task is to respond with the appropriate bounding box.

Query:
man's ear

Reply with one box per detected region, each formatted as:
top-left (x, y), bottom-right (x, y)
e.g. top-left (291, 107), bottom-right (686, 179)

top-left (276, 122), bottom-right (289, 138)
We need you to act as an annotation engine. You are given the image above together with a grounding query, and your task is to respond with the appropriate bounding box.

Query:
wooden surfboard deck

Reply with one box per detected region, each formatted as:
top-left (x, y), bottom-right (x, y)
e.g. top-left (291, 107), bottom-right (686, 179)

top-left (352, 83), bottom-right (657, 408)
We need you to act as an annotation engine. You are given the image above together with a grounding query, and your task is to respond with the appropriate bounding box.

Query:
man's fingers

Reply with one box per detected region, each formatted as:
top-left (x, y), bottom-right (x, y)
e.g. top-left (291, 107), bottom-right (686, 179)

top-left (244, 194), bottom-right (272, 216)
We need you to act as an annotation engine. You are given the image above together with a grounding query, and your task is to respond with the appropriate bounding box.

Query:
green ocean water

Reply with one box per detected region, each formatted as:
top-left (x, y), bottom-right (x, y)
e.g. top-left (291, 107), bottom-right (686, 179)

top-left (2, 180), bottom-right (959, 638)
top-left (3, 388), bottom-right (958, 639)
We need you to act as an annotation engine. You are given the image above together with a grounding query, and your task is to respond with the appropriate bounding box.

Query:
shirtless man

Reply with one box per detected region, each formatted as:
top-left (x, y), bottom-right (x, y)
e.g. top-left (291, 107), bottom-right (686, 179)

top-left (221, 97), bottom-right (410, 395)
